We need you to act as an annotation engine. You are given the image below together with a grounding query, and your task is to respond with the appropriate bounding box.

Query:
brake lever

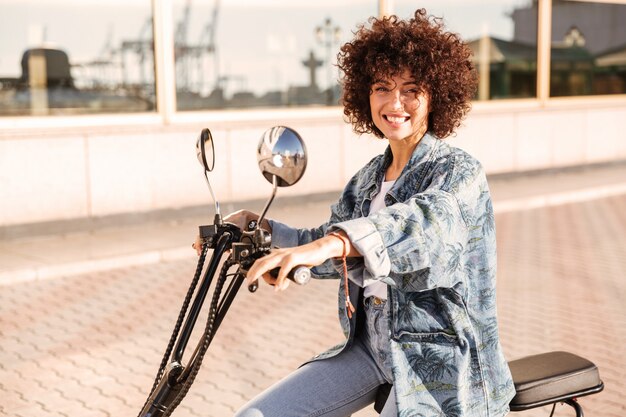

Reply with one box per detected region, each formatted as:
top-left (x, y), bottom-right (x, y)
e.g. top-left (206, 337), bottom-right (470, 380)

top-left (242, 219), bottom-right (311, 292)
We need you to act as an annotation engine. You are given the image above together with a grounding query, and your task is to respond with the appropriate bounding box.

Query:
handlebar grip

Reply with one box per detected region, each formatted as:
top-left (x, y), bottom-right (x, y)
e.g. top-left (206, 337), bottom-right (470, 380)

top-left (246, 265), bottom-right (311, 292)
top-left (269, 265), bottom-right (311, 285)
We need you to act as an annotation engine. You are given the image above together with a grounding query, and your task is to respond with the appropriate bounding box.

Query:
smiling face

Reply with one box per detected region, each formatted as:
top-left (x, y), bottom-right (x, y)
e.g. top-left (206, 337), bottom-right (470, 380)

top-left (369, 70), bottom-right (431, 145)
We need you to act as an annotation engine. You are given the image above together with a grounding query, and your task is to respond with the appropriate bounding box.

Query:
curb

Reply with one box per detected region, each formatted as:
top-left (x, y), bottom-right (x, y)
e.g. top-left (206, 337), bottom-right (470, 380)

top-left (0, 247), bottom-right (195, 286)
top-left (493, 183), bottom-right (626, 213)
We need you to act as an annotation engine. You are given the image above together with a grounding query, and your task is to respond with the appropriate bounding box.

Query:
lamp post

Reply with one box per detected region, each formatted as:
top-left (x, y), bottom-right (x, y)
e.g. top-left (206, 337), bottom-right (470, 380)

top-left (315, 17), bottom-right (341, 105)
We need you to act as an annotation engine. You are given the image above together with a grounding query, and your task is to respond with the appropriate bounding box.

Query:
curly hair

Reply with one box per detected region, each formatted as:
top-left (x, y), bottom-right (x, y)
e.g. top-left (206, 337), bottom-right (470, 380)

top-left (337, 9), bottom-right (477, 139)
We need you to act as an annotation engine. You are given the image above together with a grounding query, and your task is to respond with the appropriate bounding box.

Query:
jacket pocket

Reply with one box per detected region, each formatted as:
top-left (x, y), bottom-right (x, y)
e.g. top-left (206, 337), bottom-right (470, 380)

top-left (390, 289), bottom-right (459, 342)
top-left (390, 337), bottom-right (467, 416)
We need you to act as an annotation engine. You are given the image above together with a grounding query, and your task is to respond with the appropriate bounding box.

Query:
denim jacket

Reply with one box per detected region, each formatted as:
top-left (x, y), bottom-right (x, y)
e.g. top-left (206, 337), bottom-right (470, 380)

top-left (269, 133), bottom-right (515, 416)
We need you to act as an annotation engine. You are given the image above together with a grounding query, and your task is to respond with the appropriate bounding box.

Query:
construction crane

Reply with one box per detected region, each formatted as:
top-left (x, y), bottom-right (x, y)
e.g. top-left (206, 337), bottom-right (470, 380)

top-left (71, 24), bottom-right (117, 89)
top-left (175, 0), bottom-right (192, 47)
top-left (195, 0), bottom-right (220, 93)
top-left (120, 17), bottom-right (153, 88)
top-left (173, 0), bottom-right (220, 94)
top-left (203, 0), bottom-right (220, 56)
top-left (175, 0), bottom-right (193, 91)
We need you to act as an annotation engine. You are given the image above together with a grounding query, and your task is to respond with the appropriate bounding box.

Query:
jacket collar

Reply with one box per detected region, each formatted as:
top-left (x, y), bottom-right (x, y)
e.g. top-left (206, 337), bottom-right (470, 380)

top-left (358, 132), bottom-right (440, 212)
top-left (382, 133), bottom-right (440, 202)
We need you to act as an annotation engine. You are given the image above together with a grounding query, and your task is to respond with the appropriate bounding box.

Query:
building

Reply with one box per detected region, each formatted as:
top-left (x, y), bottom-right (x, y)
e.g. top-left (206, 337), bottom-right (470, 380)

top-left (1, 0), bottom-right (625, 230)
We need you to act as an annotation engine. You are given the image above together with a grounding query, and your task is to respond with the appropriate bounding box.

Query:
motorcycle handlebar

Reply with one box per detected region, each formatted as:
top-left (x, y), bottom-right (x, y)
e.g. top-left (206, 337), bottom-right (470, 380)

top-left (246, 265), bottom-right (311, 292)
top-left (240, 219), bottom-right (311, 291)
top-left (270, 265), bottom-right (311, 285)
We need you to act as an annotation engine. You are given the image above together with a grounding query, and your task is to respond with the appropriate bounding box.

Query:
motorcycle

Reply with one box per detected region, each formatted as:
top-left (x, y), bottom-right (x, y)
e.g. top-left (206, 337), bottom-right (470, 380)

top-left (138, 126), bottom-right (604, 417)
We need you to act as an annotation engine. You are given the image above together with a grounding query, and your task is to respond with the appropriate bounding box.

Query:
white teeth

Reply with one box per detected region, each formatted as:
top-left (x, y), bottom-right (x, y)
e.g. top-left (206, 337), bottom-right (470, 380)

top-left (387, 116), bottom-right (408, 123)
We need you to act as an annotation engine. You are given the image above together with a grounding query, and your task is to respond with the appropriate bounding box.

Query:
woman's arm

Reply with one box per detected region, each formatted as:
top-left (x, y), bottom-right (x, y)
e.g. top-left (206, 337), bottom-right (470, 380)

top-left (245, 229), bottom-right (361, 290)
top-left (330, 154), bottom-right (492, 293)
top-left (329, 189), bottom-right (470, 291)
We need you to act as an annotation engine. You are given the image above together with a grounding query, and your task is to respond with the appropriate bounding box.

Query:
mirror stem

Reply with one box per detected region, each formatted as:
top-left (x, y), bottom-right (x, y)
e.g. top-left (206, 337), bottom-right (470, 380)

top-left (204, 169), bottom-right (221, 222)
top-left (257, 175), bottom-right (277, 231)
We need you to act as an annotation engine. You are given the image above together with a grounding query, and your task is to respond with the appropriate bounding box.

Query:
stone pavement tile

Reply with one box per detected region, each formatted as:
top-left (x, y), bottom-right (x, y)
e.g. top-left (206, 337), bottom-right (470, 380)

top-left (0, 382), bottom-right (33, 415)
top-left (1, 194), bottom-right (625, 417)
top-left (495, 195), bottom-right (626, 417)
top-left (181, 400), bottom-right (234, 417)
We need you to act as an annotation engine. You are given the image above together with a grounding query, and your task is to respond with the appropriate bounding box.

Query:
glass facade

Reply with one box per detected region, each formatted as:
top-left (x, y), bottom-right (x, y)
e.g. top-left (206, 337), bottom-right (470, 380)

top-left (548, 0), bottom-right (626, 97)
top-left (0, 0), bottom-right (624, 118)
top-left (172, 0), bottom-right (376, 110)
top-left (395, 0), bottom-right (538, 100)
top-left (0, 0), bottom-right (156, 116)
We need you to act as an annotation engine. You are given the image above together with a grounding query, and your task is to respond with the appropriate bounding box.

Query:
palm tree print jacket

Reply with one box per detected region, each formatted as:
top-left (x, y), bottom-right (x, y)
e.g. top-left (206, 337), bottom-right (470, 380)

top-left (269, 133), bottom-right (516, 416)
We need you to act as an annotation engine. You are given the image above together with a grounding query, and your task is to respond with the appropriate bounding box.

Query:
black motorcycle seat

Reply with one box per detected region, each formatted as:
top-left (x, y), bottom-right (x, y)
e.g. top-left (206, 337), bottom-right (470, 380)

top-left (374, 351), bottom-right (603, 415)
top-left (508, 351), bottom-right (604, 411)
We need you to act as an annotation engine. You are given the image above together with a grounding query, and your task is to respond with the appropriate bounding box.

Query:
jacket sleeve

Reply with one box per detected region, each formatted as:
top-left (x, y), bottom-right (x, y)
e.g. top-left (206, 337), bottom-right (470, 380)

top-left (329, 155), bottom-right (485, 292)
top-left (267, 173), bottom-right (361, 278)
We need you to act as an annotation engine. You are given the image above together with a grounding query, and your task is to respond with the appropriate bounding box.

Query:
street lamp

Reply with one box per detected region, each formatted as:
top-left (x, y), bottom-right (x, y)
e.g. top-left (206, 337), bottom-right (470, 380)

top-left (315, 17), bottom-right (341, 105)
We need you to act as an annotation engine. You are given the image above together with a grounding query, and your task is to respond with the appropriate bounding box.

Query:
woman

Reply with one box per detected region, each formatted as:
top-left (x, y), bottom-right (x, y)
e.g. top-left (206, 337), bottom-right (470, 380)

top-left (196, 9), bottom-right (515, 417)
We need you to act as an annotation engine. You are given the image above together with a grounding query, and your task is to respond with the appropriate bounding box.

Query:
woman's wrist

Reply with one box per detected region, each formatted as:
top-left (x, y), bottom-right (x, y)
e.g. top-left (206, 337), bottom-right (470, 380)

top-left (326, 231), bottom-right (350, 259)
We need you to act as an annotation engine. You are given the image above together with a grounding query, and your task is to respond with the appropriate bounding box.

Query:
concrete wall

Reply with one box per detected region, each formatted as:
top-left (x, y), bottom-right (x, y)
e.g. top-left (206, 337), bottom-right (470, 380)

top-left (1, 99), bottom-right (625, 227)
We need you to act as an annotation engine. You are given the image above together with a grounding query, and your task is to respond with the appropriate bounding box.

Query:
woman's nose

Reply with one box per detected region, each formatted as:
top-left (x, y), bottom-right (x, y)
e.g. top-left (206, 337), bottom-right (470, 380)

top-left (391, 92), bottom-right (404, 110)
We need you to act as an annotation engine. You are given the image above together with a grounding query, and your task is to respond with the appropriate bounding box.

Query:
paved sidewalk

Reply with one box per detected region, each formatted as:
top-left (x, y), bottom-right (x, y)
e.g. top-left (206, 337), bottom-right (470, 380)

top-left (1, 162), bottom-right (625, 417)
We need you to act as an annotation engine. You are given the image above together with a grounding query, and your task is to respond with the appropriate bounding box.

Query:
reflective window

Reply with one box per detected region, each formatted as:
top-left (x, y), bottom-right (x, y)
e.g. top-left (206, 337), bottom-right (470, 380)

top-left (549, 0), bottom-right (626, 97)
top-left (0, 0), bottom-right (156, 116)
top-left (173, 0), bottom-right (376, 110)
top-left (396, 0), bottom-right (538, 100)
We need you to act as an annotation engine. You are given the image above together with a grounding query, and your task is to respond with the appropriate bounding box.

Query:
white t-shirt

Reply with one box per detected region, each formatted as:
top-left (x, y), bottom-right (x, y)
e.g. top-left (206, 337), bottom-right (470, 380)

top-left (363, 179), bottom-right (395, 300)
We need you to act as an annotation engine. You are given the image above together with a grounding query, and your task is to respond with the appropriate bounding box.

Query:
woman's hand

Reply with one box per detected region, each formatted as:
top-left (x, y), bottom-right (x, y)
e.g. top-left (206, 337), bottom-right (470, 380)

top-left (246, 232), bottom-right (354, 292)
top-left (224, 209), bottom-right (271, 233)
top-left (191, 210), bottom-right (271, 256)
top-left (192, 235), bottom-right (203, 256)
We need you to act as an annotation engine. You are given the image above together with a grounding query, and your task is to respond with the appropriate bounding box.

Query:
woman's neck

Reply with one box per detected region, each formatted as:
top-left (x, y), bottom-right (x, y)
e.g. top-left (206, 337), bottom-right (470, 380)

top-left (385, 131), bottom-right (426, 181)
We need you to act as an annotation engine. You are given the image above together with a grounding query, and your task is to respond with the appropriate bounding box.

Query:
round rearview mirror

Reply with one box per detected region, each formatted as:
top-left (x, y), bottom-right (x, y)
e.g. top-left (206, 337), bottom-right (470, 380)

top-left (257, 126), bottom-right (307, 187)
top-left (196, 128), bottom-right (215, 172)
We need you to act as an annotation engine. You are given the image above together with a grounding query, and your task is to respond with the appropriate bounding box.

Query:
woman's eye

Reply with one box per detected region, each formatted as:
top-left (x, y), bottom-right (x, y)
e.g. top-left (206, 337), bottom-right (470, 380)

top-left (374, 86), bottom-right (388, 92)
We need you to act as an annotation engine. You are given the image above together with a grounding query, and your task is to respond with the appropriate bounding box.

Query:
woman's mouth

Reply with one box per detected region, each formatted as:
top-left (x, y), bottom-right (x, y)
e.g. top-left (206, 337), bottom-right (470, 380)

top-left (384, 115), bottom-right (410, 124)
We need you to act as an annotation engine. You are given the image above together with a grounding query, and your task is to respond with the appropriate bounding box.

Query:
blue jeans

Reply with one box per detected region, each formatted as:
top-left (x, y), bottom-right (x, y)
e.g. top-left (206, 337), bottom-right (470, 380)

top-left (234, 297), bottom-right (396, 417)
